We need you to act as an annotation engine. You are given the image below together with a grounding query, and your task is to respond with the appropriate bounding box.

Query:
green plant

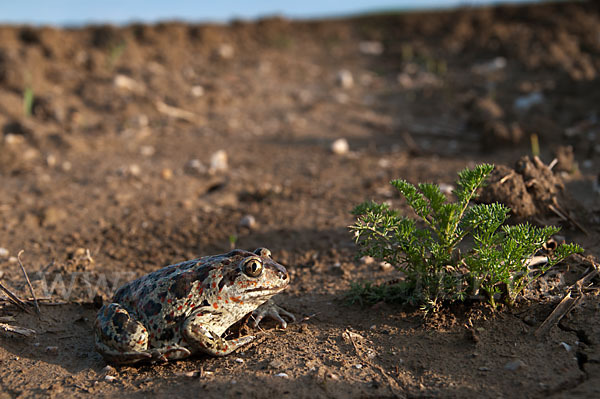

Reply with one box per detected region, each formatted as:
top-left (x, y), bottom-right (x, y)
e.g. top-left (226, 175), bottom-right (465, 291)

top-left (23, 86), bottom-right (34, 117)
top-left (106, 41), bottom-right (127, 70)
top-left (228, 234), bottom-right (238, 250)
top-left (350, 164), bottom-right (582, 311)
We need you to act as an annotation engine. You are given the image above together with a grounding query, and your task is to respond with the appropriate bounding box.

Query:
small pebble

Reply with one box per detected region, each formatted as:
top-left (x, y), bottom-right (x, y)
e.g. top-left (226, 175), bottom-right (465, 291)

top-left (8, 256), bottom-right (18, 264)
top-left (126, 164), bottom-right (141, 176)
top-left (337, 69), bottom-right (354, 89)
top-left (4, 134), bottom-right (25, 145)
top-left (360, 256), bottom-right (375, 265)
top-left (514, 92), bottom-right (544, 111)
top-left (354, 364), bottom-right (363, 369)
top-left (46, 154), bottom-right (57, 167)
top-left (239, 215), bottom-right (257, 229)
top-left (333, 92), bottom-right (349, 104)
top-left (560, 342), bottom-right (572, 352)
top-left (378, 158), bottom-right (391, 168)
top-left (62, 161), bottom-right (72, 171)
top-left (101, 365), bottom-right (116, 374)
top-left (359, 41), bottom-right (384, 55)
top-left (331, 138), bottom-right (349, 155)
top-left (209, 150), bottom-right (228, 174)
top-left (471, 57), bottom-right (506, 74)
top-left (217, 44), bottom-right (234, 59)
top-left (275, 372), bottom-right (289, 378)
top-left (45, 346), bottom-right (58, 355)
top-left (185, 159), bottom-right (207, 174)
top-left (379, 261), bottom-right (393, 271)
top-left (140, 145), bottom-right (155, 156)
top-left (114, 74), bottom-right (144, 93)
top-left (73, 247), bottom-right (86, 258)
top-left (161, 168), bottom-right (173, 180)
top-left (104, 375), bottom-right (117, 382)
top-left (136, 114), bottom-right (149, 127)
top-left (269, 359), bottom-right (285, 369)
top-left (234, 358), bottom-right (244, 363)
top-left (438, 183), bottom-right (454, 194)
top-left (191, 85), bottom-right (205, 97)
top-left (504, 360), bottom-right (526, 371)
top-left (478, 366), bottom-right (490, 371)
top-left (0, 248), bottom-right (8, 258)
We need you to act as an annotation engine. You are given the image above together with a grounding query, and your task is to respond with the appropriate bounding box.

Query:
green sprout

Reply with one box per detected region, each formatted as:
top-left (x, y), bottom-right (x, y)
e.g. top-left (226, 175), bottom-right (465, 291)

top-left (23, 86), bottom-right (34, 117)
top-left (228, 234), bottom-right (238, 250)
top-left (350, 164), bottom-right (582, 311)
top-left (107, 41), bottom-right (127, 70)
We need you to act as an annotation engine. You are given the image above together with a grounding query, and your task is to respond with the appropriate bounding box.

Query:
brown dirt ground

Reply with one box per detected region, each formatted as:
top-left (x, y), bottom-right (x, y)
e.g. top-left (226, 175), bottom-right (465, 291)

top-left (1, 2), bottom-right (600, 398)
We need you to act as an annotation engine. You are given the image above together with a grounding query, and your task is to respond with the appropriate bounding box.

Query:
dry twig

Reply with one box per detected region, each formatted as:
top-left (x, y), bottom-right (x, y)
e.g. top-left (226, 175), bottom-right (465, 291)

top-left (17, 250), bottom-right (40, 316)
top-left (548, 198), bottom-right (588, 236)
top-left (535, 265), bottom-right (599, 337)
top-left (0, 323), bottom-right (36, 337)
top-left (0, 281), bottom-right (30, 313)
top-left (155, 100), bottom-right (200, 123)
top-left (499, 171), bottom-right (515, 184)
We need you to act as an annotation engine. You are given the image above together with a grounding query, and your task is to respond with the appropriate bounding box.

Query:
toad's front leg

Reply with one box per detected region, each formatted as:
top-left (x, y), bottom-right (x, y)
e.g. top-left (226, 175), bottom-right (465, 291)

top-left (252, 299), bottom-right (296, 328)
top-left (183, 309), bottom-right (255, 356)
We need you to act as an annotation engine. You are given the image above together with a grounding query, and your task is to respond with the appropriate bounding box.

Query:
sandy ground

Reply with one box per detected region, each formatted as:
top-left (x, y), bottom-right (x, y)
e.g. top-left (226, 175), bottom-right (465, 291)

top-left (0, 1), bottom-right (599, 397)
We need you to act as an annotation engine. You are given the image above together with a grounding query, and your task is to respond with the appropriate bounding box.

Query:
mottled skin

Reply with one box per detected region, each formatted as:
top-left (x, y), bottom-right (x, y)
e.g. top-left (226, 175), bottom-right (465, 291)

top-left (94, 248), bottom-right (293, 364)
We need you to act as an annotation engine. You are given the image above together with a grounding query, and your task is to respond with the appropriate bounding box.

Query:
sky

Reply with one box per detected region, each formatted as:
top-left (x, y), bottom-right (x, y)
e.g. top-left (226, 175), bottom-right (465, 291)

top-left (0, 0), bottom-right (541, 26)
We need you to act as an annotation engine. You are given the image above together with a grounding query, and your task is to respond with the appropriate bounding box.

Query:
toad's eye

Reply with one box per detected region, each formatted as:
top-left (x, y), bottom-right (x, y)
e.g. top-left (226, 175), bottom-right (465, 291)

top-left (242, 257), bottom-right (263, 277)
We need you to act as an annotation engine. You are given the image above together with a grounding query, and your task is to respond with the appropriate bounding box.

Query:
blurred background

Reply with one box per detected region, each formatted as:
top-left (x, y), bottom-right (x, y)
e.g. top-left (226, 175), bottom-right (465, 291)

top-left (2, 1), bottom-right (539, 25)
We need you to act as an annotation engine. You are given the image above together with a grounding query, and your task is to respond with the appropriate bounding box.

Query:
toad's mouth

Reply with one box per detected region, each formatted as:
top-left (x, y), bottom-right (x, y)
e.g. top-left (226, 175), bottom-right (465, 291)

top-left (244, 284), bottom-right (288, 296)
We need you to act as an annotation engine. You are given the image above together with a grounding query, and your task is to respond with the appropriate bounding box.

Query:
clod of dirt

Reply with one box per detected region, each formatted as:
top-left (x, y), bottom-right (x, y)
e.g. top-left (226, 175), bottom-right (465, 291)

top-left (553, 145), bottom-right (578, 174)
top-left (473, 97), bottom-right (504, 120)
top-left (479, 156), bottom-right (584, 226)
top-left (467, 97), bottom-right (523, 148)
top-left (42, 207), bottom-right (69, 227)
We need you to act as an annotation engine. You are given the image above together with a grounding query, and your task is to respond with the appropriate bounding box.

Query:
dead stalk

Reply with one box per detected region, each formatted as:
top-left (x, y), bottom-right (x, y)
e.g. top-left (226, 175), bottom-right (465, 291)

top-left (17, 250), bottom-right (40, 316)
top-left (499, 171), bottom-right (515, 184)
top-left (0, 281), bottom-right (30, 313)
top-left (535, 266), bottom-right (598, 337)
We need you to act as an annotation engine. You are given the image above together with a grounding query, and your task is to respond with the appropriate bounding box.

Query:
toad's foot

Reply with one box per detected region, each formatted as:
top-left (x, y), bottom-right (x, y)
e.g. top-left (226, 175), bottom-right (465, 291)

top-left (95, 340), bottom-right (152, 365)
top-left (252, 299), bottom-right (295, 329)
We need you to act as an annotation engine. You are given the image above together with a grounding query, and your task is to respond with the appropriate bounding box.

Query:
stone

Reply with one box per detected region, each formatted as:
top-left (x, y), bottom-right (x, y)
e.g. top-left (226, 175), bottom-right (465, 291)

top-left (209, 150), bottom-right (228, 174)
top-left (331, 138), bottom-right (349, 155)
top-left (239, 215), bottom-right (257, 229)
top-left (337, 69), bottom-right (354, 89)
top-left (504, 359), bottom-right (526, 371)
top-left (359, 41), bottom-right (383, 55)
